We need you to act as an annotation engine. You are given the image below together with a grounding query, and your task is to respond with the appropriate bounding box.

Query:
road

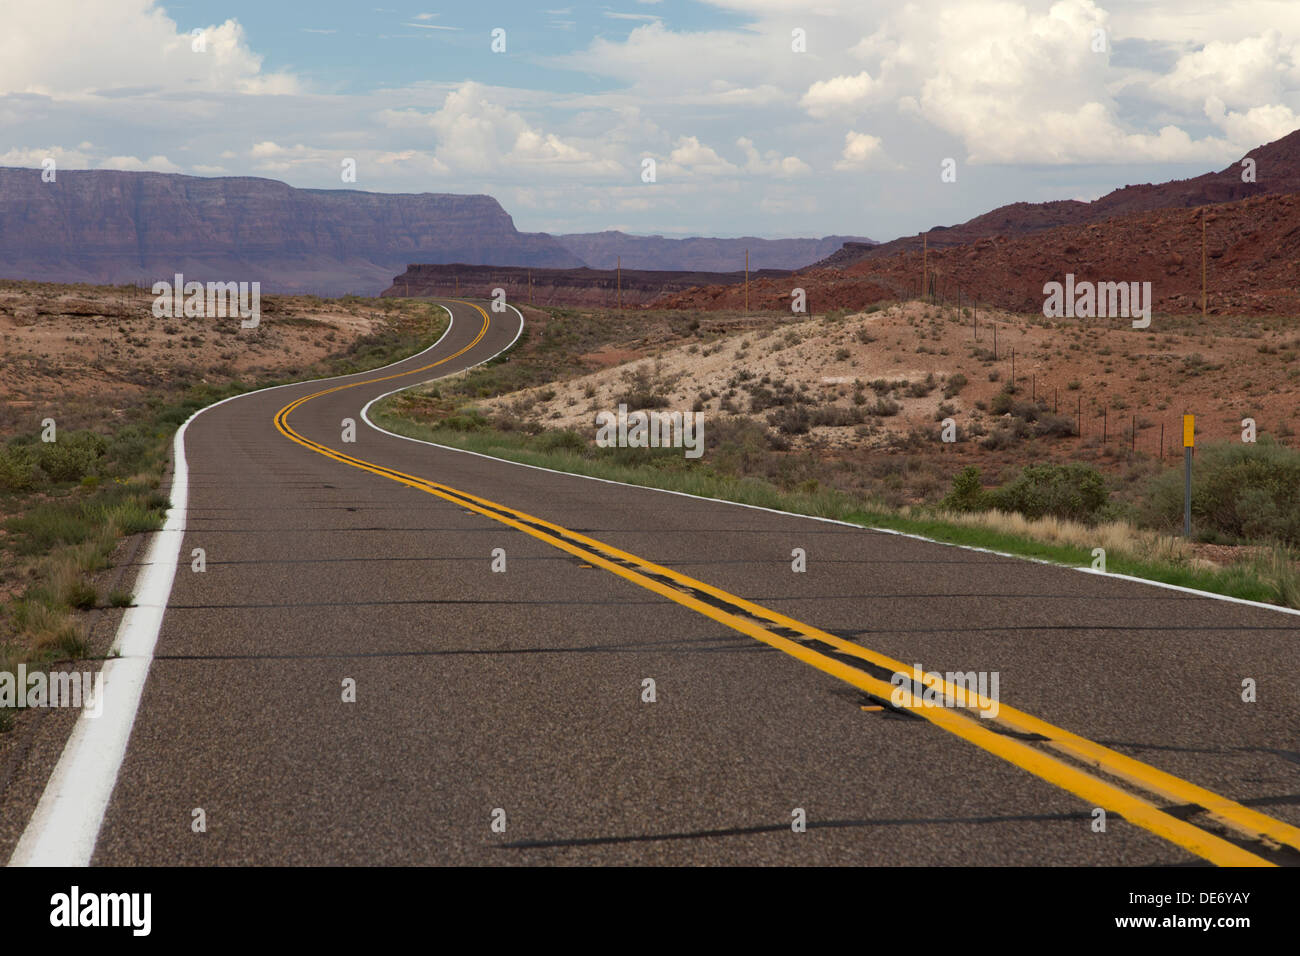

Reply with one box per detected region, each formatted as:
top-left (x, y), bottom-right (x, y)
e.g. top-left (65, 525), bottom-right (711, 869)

top-left (9, 298), bottom-right (1300, 866)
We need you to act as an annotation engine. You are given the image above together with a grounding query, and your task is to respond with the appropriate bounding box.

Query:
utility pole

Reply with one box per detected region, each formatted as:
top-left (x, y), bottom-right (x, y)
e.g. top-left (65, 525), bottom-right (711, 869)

top-left (617, 256), bottom-right (622, 310)
top-left (744, 248), bottom-right (749, 313)
top-left (528, 269), bottom-right (533, 305)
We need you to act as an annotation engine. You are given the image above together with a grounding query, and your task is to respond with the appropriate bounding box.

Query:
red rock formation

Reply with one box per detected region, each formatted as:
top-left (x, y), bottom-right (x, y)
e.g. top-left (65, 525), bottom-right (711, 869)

top-left (815, 129), bottom-right (1300, 269)
top-left (655, 192), bottom-right (1300, 316)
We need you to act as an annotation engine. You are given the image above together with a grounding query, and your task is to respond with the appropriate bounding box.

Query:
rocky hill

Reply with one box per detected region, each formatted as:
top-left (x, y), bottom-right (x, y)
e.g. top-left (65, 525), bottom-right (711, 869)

top-left (655, 191), bottom-right (1300, 316)
top-left (814, 129), bottom-right (1300, 268)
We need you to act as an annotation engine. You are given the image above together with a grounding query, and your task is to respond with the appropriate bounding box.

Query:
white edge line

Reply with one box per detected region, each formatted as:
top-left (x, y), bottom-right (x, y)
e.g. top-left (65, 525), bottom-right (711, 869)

top-left (8, 304), bottom-right (459, 867)
top-left (360, 305), bottom-right (1300, 622)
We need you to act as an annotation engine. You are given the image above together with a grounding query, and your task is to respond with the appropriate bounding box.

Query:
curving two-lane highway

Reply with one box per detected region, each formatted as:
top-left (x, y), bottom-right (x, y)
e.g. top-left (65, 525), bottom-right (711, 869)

top-left (10, 299), bottom-right (1300, 866)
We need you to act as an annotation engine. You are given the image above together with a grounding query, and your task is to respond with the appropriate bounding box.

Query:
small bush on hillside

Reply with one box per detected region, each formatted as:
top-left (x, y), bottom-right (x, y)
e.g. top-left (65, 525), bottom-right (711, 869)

top-left (37, 431), bottom-right (108, 483)
top-left (941, 466), bottom-right (991, 513)
top-left (536, 429), bottom-right (587, 453)
top-left (0, 445), bottom-right (39, 491)
top-left (989, 463), bottom-right (1109, 524)
top-left (615, 366), bottom-right (672, 410)
top-left (768, 404), bottom-right (811, 435)
top-left (443, 410), bottom-right (490, 431)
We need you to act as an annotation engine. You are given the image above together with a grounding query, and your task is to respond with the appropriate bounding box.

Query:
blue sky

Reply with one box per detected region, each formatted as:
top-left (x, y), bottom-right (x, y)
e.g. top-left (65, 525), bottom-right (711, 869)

top-left (167, 2), bottom-right (750, 95)
top-left (5, 1), bottom-right (1299, 242)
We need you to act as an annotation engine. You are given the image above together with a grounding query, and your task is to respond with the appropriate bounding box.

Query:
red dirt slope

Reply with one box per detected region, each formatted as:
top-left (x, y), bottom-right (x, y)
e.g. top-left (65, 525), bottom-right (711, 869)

top-left (655, 191), bottom-right (1300, 316)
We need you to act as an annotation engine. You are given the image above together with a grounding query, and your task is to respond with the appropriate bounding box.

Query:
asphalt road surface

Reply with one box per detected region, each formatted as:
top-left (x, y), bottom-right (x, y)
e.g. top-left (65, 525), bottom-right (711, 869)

top-left (10, 299), bottom-right (1300, 866)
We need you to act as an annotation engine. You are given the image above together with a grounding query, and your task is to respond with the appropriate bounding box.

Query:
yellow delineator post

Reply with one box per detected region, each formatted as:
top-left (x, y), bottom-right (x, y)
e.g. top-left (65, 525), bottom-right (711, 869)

top-left (1183, 414), bottom-right (1194, 537)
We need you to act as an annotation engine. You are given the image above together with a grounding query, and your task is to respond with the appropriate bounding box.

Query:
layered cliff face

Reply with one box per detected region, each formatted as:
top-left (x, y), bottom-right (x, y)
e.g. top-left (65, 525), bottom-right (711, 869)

top-left (383, 263), bottom-right (792, 307)
top-left (553, 232), bottom-right (874, 272)
top-left (0, 168), bottom-right (585, 295)
top-left (814, 129), bottom-right (1300, 269)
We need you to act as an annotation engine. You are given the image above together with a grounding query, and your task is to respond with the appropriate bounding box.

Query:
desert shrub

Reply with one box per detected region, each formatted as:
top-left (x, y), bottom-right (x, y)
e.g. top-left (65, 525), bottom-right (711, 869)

top-left (767, 404), bottom-right (811, 435)
top-left (1033, 413), bottom-right (1076, 437)
top-left (0, 444), bottom-right (40, 491)
top-left (941, 466), bottom-right (991, 513)
top-left (943, 373), bottom-right (968, 398)
top-left (1138, 439), bottom-right (1300, 545)
top-left (989, 463), bottom-right (1109, 524)
top-left (748, 384), bottom-right (796, 412)
top-left (1010, 400), bottom-right (1043, 422)
top-left (615, 366), bottom-right (672, 409)
top-left (979, 426), bottom-right (1017, 450)
top-left (707, 416), bottom-right (787, 472)
top-left (809, 405), bottom-right (866, 427)
top-left (100, 424), bottom-right (156, 478)
top-left (24, 431), bottom-right (106, 486)
top-left (905, 374), bottom-right (936, 398)
top-left (443, 410), bottom-right (489, 431)
top-left (535, 429), bottom-right (587, 453)
top-left (37, 430), bottom-right (107, 484)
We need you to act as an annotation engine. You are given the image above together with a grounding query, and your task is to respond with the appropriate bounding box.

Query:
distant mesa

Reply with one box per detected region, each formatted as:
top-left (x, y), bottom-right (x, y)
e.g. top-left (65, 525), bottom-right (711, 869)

top-left (0, 167), bottom-right (870, 296)
top-left (0, 168), bottom-right (580, 296)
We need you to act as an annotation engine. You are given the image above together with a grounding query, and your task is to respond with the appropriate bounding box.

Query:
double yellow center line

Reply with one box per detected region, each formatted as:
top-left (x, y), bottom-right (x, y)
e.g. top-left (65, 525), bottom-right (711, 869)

top-left (275, 301), bottom-right (1300, 867)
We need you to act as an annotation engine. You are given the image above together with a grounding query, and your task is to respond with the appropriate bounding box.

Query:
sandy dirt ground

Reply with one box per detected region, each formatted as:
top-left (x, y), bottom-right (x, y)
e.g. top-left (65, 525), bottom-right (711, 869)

top-left (0, 280), bottom-right (392, 434)
top-left (475, 300), bottom-right (1298, 457)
